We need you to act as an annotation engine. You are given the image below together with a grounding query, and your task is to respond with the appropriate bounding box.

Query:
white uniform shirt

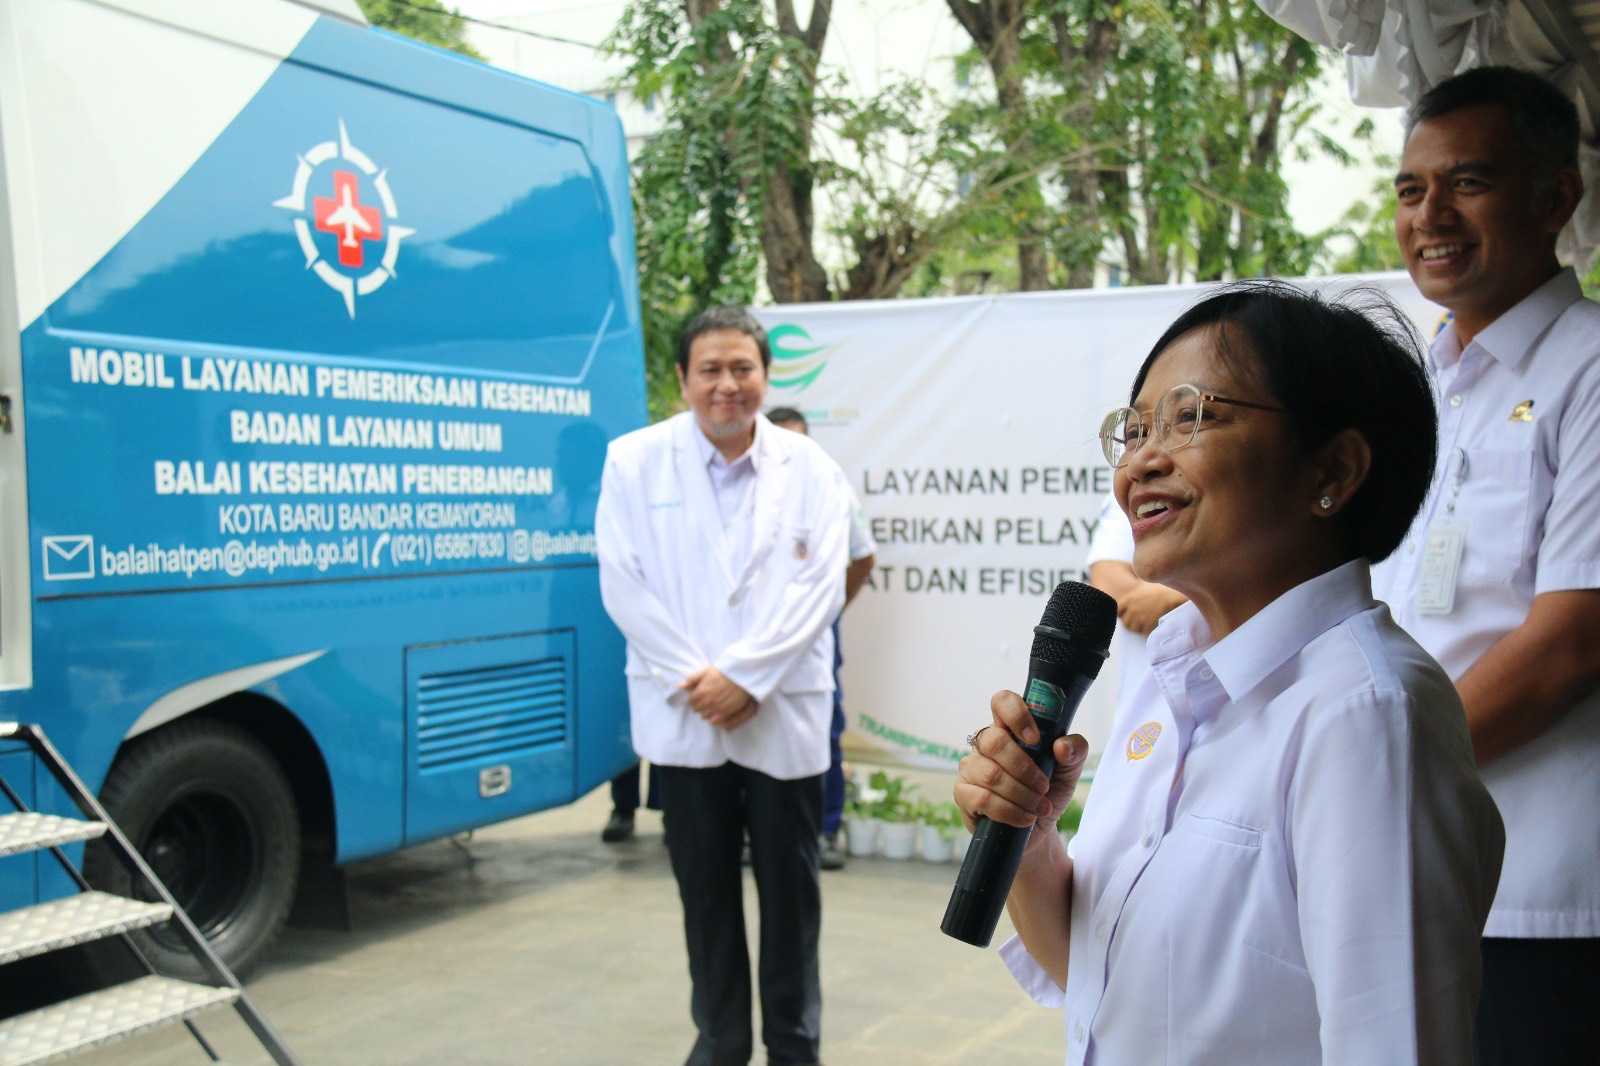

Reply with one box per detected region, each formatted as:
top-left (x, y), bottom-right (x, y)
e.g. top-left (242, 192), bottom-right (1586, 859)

top-left (1003, 560), bottom-right (1504, 1065)
top-left (1084, 491), bottom-right (1134, 571)
top-left (1372, 268), bottom-right (1600, 939)
top-left (694, 428), bottom-right (759, 576)
top-left (847, 484), bottom-right (877, 563)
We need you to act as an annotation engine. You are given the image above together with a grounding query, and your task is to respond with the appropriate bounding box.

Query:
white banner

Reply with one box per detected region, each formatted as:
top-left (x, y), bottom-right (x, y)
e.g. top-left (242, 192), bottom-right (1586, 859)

top-left (752, 273), bottom-right (1444, 769)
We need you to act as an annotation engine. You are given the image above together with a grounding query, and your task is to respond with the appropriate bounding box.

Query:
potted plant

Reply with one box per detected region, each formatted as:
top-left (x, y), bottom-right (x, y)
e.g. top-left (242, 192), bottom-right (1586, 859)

top-left (842, 775), bottom-right (879, 858)
top-left (916, 801), bottom-right (962, 864)
top-left (869, 770), bottom-right (918, 860)
top-left (843, 797), bottom-right (878, 858)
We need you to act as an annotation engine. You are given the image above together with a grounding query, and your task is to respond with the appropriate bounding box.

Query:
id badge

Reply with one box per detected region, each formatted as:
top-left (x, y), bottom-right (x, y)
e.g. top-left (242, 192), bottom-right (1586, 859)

top-left (1416, 521), bottom-right (1466, 615)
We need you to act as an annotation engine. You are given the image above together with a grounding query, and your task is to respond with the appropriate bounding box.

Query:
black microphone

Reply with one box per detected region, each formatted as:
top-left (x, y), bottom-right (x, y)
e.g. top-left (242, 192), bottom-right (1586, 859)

top-left (941, 579), bottom-right (1116, 947)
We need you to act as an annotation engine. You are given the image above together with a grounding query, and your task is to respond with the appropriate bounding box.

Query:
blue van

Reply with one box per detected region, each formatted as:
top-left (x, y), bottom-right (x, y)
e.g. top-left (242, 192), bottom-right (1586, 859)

top-left (0, 0), bottom-right (644, 976)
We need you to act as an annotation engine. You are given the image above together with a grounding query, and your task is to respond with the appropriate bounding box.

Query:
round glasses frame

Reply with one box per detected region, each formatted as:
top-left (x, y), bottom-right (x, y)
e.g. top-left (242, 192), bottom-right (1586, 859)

top-left (1099, 383), bottom-right (1286, 468)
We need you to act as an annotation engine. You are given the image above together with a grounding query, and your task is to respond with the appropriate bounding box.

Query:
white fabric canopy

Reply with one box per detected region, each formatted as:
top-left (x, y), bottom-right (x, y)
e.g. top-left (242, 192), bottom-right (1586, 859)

top-left (1258, 0), bottom-right (1600, 266)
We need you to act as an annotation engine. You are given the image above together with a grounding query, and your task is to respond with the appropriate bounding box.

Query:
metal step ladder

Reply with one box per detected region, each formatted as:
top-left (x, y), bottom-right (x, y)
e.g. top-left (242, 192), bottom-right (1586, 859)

top-left (0, 722), bottom-right (298, 1065)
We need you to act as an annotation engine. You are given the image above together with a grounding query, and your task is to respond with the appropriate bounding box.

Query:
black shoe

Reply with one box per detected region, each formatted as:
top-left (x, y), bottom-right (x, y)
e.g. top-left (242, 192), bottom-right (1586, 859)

top-left (820, 832), bottom-right (846, 871)
top-left (601, 809), bottom-right (635, 843)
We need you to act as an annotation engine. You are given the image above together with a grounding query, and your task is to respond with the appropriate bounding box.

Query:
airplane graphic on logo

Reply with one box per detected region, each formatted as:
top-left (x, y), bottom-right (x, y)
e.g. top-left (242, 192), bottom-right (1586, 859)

top-left (273, 120), bottom-right (415, 318)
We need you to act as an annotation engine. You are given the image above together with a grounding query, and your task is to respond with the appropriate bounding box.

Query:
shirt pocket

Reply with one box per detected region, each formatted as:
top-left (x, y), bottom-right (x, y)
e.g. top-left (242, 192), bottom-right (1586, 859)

top-left (1179, 812), bottom-right (1262, 849)
top-left (1458, 447), bottom-right (1534, 581)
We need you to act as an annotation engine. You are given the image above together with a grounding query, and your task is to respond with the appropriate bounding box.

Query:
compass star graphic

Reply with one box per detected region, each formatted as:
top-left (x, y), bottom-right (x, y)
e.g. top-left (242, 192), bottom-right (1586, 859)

top-left (273, 120), bottom-right (415, 318)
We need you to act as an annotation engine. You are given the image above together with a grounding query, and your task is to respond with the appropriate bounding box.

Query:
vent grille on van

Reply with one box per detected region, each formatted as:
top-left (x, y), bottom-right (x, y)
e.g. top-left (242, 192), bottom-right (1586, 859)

top-left (416, 657), bottom-right (568, 774)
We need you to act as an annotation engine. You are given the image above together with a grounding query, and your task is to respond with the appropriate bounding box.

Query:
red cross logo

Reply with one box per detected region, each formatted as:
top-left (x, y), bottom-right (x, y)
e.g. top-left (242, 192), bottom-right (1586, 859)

top-left (313, 170), bottom-right (383, 269)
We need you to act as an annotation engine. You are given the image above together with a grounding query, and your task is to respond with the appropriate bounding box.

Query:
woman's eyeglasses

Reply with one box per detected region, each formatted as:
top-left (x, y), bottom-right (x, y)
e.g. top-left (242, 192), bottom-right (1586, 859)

top-left (1099, 383), bottom-right (1285, 468)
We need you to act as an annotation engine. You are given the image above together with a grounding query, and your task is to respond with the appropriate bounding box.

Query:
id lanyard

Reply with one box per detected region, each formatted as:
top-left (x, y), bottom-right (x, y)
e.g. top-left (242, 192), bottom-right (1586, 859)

top-left (1416, 447), bottom-right (1469, 615)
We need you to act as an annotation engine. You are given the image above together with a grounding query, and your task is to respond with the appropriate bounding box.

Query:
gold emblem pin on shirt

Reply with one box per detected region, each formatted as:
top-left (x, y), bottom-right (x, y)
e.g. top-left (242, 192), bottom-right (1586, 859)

top-left (1126, 721), bottom-right (1162, 761)
top-left (1509, 399), bottom-right (1535, 423)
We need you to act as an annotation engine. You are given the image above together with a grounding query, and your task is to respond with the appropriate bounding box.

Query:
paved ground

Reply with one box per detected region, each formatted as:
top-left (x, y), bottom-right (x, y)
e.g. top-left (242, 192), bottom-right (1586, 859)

top-left (69, 769), bottom-right (1065, 1066)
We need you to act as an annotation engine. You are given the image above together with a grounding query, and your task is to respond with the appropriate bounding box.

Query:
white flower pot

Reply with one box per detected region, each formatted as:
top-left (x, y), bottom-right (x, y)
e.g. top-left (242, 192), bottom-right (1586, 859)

top-left (918, 824), bottom-right (952, 863)
top-left (880, 821), bottom-right (917, 860)
top-left (952, 829), bottom-right (973, 864)
top-left (844, 816), bottom-right (878, 858)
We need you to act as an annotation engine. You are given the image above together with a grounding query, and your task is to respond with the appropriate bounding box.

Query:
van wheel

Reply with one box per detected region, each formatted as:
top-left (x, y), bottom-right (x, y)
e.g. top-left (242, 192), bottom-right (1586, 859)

top-left (84, 719), bottom-right (300, 981)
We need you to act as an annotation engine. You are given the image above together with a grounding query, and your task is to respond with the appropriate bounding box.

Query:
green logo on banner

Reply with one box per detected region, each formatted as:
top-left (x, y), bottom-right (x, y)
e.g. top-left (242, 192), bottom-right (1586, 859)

top-left (1024, 678), bottom-right (1065, 720)
top-left (766, 323), bottom-right (832, 392)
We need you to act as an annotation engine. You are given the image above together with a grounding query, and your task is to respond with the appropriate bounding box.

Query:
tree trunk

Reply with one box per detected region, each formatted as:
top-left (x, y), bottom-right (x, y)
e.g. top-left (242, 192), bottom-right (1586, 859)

top-left (946, 0), bottom-right (1049, 290)
top-left (763, 165), bottom-right (832, 303)
top-left (760, 0), bottom-right (834, 303)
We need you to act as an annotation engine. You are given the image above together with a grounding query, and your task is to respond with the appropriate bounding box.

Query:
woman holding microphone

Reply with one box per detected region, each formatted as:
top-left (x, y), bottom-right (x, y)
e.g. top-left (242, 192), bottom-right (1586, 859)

top-left (956, 282), bottom-right (1503, 1064)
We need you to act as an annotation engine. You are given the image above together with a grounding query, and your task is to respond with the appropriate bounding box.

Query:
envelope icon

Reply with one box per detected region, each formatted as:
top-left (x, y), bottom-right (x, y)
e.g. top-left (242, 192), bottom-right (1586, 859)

top-left (43, 535), bottom-right (95, 581)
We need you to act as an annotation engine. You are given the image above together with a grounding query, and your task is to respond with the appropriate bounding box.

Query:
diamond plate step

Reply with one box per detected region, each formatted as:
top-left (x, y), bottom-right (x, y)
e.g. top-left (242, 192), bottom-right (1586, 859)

top-left (0, 812), bottom-right (105, 857)
top-left (0, 891), bottom-right (174, 965)
top-left (0, 975), bottom-right (237, 1066)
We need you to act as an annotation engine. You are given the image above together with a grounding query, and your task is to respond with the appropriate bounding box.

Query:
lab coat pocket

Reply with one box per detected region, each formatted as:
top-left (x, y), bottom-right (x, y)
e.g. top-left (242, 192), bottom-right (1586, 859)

top-left (1458, 447), bottom-right (1534, 582)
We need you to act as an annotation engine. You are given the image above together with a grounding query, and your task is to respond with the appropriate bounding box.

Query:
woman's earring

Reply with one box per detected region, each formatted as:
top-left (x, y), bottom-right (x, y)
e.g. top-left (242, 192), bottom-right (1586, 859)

top-left (1319, 496), bottom-right (1335, 511)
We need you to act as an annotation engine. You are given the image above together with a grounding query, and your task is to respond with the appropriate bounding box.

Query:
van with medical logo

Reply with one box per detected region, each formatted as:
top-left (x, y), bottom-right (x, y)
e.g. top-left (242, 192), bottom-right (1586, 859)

top-left (0, 0), bottom-right (644, 977)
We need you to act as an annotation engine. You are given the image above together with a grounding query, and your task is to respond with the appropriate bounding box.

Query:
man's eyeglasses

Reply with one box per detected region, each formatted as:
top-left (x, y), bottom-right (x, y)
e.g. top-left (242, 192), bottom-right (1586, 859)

top-left (1099, 383), bottom-right (1286, 468)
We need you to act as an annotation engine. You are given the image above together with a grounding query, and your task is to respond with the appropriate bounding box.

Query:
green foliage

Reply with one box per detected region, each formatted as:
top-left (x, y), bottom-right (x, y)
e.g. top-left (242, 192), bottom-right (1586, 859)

top-left (1056, 798), bottom-right (1085, 835)
top-left (608, 0), bottom-right (786, 418)
top-left (917, 800), bottom-right (966, 839)
top-left (865, 769), bottom-right (919, 823)
top-left (1320, 162), bottom-right (1405, 274)
top-left (610, 0), bottom-right (1008, 414)
top-left (996, 0), bottom-right (1339, 284)
top-left (357, 0), bottom-right (484, 60)
top-left (607, 0), bottom-right (1392, 401)
top-left (1584, 254), bottom-right (1600, 302)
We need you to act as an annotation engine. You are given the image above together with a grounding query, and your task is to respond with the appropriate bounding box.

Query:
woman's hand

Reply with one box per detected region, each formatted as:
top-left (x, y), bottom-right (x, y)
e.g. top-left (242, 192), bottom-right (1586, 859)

top-left (954, 690), bottom-right (1090, 851)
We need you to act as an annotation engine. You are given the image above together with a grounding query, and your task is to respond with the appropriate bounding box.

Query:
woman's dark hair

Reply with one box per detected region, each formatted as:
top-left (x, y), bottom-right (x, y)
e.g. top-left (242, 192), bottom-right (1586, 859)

top-left (1128, 281), bottom-right (1436, 564)
top-left (677, 306), bottom-right (772, 372)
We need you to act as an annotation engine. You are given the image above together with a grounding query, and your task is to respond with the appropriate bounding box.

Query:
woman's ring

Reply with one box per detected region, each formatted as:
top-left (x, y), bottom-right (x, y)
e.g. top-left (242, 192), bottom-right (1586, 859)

top-left (966, 726), bottom-right (990, 749)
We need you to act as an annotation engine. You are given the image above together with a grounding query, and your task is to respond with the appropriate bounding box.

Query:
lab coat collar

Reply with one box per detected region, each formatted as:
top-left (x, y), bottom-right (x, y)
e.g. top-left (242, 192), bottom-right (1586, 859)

top-left (1431, 267), bottom-right (1582, 373)
top-left (1148, 558), bottom-right (1376, 711)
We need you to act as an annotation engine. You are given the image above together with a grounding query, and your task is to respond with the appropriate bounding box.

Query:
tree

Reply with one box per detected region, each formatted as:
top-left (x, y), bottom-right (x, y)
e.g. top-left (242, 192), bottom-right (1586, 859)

top-left (611, 0), bottom-right (1028, 415)
top-left (948, 0), bottom-right (1354, 286)
top-left (357, 0), bottom-right (484, 60)
top-left (943, 1), bottom-right (1052, 289)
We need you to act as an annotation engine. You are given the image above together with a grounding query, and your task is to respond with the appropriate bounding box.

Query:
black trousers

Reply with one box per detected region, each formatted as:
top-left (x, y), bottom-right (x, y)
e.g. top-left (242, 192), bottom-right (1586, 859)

top-left (655, 763), bottom-right (822, 1066)
top-left (1475, 937), bottom-right (1600, 1066)
top-left (609, 760), bottom-right (660, 812)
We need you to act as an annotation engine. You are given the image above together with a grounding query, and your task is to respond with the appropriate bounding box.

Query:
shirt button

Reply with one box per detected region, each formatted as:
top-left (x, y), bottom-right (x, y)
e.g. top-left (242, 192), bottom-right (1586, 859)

top-left (1096, 919), bottom-right (1111, 941)
top-left (1449, 394), bottom-right (1463, 408)
top-left (1141, 831), bottom-right (1156, 848)
top-left (1074, 1022), bottom-right (1087, 1043)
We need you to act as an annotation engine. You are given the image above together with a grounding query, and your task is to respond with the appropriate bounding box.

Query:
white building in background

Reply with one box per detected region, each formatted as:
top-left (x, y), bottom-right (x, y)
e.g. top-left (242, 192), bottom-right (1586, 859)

top-left (454, 0), bottom-right (1399, 289)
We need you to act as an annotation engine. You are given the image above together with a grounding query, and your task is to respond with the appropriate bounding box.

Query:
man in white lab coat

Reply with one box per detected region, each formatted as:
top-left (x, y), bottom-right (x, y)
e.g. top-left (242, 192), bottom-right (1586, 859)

top-left (596, 306), bottom-right (851, 1066)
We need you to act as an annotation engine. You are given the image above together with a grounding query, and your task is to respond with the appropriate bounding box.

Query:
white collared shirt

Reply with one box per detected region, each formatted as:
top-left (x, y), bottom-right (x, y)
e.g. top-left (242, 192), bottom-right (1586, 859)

top-left (693, 421), bottom-right (760, 576)
top-left (1003, 560), bottom-right (1504, 1065)
top-left (1372, 268), bottom-right (1600, 939)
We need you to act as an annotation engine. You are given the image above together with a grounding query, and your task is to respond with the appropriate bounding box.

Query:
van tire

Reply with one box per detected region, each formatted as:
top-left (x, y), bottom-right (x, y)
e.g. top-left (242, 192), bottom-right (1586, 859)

top-left (84, 719), bottom-right (300, 981)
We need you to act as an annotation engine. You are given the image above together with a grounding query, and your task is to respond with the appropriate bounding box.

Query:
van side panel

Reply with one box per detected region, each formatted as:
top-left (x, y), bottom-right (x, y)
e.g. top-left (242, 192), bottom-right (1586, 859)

top-left (2, 4), bottom-right (641, 904)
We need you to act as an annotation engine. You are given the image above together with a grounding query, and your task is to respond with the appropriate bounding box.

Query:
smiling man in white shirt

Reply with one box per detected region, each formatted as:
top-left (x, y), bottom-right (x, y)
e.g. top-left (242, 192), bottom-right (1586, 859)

top-left (1373, 65), bottom-right (1600, 1066)
top-left (595, 307), bottom-right (851, 1066)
